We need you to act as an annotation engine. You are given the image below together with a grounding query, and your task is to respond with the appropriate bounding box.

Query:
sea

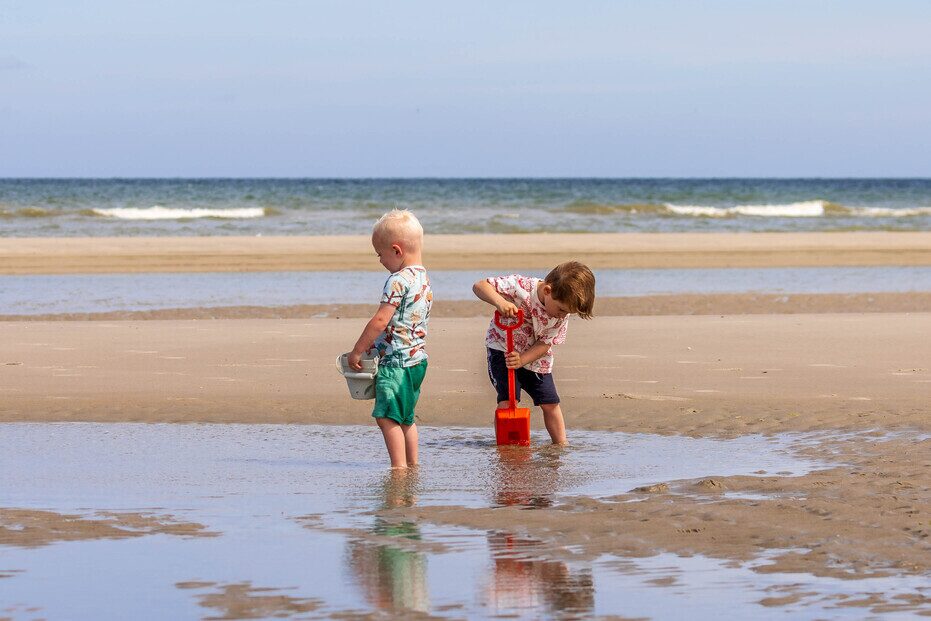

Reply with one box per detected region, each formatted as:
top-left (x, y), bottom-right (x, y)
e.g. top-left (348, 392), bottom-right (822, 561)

top-left (3, 178), bottom-right (929, 314)
top-left (2, 178), bottom-right (930, 237)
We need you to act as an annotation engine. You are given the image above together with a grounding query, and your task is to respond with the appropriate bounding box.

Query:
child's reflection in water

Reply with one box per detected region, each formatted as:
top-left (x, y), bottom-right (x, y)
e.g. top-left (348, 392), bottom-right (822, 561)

top-left (493, 444), bottom-right (562, 508)
top-left (345, 469), bottom-right (429, 614)
top-left (487, 531), bottom-right (595, 615)
top-left (345, 450), bottom-right (595, 617)
top-left (488, 446), bottom-right (595, 616)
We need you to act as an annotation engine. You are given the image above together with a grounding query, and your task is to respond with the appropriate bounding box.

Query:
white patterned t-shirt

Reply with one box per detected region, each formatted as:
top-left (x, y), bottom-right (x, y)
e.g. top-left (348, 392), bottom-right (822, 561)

top-left (371, 266), bottom-right (433, 368)
top-left (484, 274), bottom-right (568, 374)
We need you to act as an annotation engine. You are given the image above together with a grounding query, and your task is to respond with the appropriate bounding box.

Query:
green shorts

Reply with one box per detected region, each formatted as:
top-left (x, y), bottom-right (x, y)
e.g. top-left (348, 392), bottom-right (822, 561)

top-left (372, 360), bottom-right (428, 427)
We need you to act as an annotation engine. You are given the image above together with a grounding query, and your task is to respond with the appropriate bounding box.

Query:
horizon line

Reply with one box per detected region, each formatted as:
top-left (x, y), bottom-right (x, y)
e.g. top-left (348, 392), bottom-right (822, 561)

top-left (3, 176), bottom-right (931, 181)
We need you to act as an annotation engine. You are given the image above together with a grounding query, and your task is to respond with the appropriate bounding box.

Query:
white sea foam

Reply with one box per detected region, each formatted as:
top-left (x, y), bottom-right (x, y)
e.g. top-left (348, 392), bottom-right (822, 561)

top-left (92, 206), bottom-right (266, 220)
top-left (665, 200), bottom-right (827, 218)
top-left (850, 206), bottom-right (931, 217)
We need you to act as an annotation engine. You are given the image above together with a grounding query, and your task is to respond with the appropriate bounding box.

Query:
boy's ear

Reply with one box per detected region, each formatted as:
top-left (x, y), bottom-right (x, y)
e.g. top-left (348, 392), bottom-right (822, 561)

top-left (392, 244), bottom-right (402, 256)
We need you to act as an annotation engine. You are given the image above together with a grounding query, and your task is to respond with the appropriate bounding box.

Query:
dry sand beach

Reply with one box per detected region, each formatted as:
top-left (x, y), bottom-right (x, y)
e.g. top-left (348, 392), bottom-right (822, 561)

top-left (2, 232), bottom-right (930, 617)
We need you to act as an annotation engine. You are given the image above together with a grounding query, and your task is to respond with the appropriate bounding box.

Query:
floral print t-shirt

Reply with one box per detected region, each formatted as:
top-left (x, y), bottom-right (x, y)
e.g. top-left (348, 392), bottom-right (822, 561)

top-left (484, 274), bottom-right (568, 374)
top-left (372, 265), bottom-right (433, 368)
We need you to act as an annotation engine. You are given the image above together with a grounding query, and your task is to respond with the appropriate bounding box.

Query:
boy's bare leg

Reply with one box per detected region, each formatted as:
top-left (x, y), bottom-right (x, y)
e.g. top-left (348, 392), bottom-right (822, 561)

top-left (376, 417), bottom-right (408, 468)
top-left (540, 403), bottom-right (567, 445)
top-left (401, 423), bottom-right (419, 466)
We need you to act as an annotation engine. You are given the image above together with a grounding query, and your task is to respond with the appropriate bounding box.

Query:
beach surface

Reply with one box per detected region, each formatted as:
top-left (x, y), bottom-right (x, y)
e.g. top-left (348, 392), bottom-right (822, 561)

top-left (2, 231), bottom-right (929, 615)
top-left (2, 313), bottom-right (929, 602)
top-left (2, 313), bottom-right (928, 431)
top-left (3, 231), bottom-right (931, 274)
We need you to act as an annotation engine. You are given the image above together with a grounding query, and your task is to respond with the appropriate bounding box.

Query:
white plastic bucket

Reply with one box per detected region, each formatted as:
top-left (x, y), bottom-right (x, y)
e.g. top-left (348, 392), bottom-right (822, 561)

top-left (336, 353), bottom-right (379, 400)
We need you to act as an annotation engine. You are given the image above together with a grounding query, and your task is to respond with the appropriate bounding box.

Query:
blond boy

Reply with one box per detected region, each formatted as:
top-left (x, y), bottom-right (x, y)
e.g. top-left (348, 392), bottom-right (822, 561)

top-left (349, 209), bottom-right (432, 468)
top-left (473, 262), bottom-right (595, 444)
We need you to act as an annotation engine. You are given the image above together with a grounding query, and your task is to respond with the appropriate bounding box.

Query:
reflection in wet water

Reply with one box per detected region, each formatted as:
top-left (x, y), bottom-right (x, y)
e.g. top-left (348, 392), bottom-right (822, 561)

top-left (487, 449), bottom-right (594, 617)
top-left (346, 470), bottom-right (430, 615)
top-left (486, 532), bottom-right (595, 618)
top-left (344, 452), bottom-right (596, 619)
top-left (0, 423), bottom-right (856, 619)
top-left (493, 445), bottom-right (561, 509)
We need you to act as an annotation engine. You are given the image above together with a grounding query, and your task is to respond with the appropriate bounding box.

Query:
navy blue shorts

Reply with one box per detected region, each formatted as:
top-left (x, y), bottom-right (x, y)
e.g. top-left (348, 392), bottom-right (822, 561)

top-left (486, 348), bottom-right (560, 406)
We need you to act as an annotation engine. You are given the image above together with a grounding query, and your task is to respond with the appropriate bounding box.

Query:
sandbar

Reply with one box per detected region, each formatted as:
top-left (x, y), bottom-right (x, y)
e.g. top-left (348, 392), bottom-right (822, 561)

top-left (2, 231), bottom-right (931, 274)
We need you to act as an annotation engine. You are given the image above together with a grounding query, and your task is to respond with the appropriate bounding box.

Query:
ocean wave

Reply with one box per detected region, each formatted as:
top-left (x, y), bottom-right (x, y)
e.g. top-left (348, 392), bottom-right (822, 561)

top-left (0, 207), bottom-right (58, 218)
top-left (563, 200), bottom-right (839, 217)
top-left (562, 199), bottom-right (931, 219)
top-left (665, 201), bottom-right (931, 218)
top-left (848, 206), bottom-right (931, 217)
top-left (665, 200), bottom-right (830, 218)
top-left (563, 202), bottom-right (673, 215)
top-left (90, 206), bottom-right (267, 220)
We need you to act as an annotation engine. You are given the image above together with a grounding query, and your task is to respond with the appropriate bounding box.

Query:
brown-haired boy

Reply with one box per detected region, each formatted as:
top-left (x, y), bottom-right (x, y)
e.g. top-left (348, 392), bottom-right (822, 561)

top-left (472, 261), bottom-right (595, 444)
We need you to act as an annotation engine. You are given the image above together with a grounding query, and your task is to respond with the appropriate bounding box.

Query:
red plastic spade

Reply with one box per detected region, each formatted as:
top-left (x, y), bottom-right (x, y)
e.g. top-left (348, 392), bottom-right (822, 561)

top-left (493, 309), bottom-right (531, 446)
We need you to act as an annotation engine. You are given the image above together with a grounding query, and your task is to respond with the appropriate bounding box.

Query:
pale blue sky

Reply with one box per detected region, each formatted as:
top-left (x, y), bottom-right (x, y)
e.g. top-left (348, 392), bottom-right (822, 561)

top-left (2, 1), bottom-right (930, 177)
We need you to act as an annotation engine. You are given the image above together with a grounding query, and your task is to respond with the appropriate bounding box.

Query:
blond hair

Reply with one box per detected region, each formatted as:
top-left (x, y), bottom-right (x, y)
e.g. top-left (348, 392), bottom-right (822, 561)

top-left (545, 261), bottom-right (595, 320)
top-left (372, 209), bottom-right (424, 250)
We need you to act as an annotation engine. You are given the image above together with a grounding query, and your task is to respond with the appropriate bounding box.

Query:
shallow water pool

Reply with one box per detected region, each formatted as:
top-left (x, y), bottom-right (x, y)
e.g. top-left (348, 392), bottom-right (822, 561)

top-left (2, 266), bottom-right (929, 315)
top-left (0, 424), bottom-right (919, 619)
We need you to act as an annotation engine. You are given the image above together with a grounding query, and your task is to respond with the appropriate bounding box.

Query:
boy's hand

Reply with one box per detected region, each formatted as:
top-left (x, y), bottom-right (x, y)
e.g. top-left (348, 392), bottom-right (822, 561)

top-left (348, 350), bottom-right (363, 371)
top-left (505, 351), bottom-right (522, 369)
top-left (496, 300), bottom-right (519, 318)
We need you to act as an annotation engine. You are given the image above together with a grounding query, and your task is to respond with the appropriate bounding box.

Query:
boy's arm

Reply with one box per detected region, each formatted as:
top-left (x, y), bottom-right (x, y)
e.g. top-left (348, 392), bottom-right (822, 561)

top-left (472, 280), bottom-right (518, 317)
top-left (348, 303), bottom-right (396, 370)
top-left (506, 340), bottom-right (551, 369)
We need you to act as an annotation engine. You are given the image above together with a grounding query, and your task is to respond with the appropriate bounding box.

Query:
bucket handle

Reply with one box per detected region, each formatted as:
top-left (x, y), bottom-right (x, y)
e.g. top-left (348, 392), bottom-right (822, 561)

top-left (336, 354), bottom-right (379, 379)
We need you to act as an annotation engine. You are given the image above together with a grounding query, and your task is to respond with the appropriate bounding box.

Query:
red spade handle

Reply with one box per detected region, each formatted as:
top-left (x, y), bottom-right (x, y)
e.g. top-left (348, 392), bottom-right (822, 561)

top-left (494, 309), bottom-right (525, 339)
top-left (493, 309), bottom-right (524, 408)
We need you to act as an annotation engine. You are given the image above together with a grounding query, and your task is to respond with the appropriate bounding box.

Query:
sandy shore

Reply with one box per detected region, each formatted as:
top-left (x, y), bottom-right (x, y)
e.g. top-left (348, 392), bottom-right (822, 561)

top-left (3, 231), bottom-right (931, 273)
top-left (3, 230), bottom-right (929, 613)
top-left (2, 314), bottom-right (927, 431)
top-left (2, 313), bottom-right (929, 611)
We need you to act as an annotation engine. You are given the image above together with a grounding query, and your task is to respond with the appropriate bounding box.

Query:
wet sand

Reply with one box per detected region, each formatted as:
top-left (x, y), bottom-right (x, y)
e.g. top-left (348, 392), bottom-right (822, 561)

top-left (0, 509), bottom-right (217, 548)
top-left (1, 314), bottom-right (927, 432)
top-left (3, 231), bottom-right (931, 274)
top-left (176, 581), bottom-right (322, 620)
top-left (2, 310), bottom-right (928, 615)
